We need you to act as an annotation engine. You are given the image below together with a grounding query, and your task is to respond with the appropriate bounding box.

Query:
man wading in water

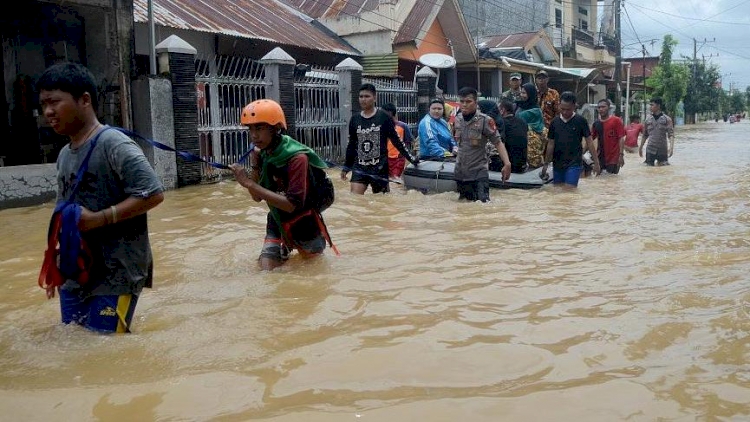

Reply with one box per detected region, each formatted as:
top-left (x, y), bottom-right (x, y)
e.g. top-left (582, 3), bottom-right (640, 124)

top-left (230, 99), bottom-right (337, 271)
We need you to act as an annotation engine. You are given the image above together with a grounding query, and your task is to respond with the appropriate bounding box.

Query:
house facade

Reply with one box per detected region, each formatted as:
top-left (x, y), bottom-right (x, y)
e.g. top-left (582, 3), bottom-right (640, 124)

top-left (0, 0), bottom-right (134, 169)
top-left (289, 0), bottom-right (476, 92)
top-left (0, 0), bottom-right (134, 209)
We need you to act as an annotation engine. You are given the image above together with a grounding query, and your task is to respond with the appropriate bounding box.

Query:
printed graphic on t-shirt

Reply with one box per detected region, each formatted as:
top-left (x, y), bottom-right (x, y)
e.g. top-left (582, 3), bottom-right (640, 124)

top-left (356, 124), bottom-right (381, 165)
top-left (62, 171), bottom-right (97, 200)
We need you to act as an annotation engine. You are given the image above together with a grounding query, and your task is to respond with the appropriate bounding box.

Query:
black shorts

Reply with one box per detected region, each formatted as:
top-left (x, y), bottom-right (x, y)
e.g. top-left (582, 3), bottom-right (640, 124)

top-left (457, 178), bottom-right (490, 202)
top-left (645, 152), bottom-right (668, 166)
top-left (604, 164), bottom-right (620, 174)
top-left (350, 172), bottom-right (389, 193)
top-left (260, 212), bottom-right (325, 261)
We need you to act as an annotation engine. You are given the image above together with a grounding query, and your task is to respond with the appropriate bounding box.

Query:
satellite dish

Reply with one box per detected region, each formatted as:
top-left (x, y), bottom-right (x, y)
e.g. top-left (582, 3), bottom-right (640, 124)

top-left (418, 53), bottom-right (456, 69)
top-left (418, 54), bottom-right (456, 92)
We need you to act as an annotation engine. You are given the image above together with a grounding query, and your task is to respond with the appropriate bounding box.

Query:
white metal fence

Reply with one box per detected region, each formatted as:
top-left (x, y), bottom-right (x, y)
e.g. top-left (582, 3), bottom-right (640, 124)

top-left (196, 55), bottom-right (268, 181)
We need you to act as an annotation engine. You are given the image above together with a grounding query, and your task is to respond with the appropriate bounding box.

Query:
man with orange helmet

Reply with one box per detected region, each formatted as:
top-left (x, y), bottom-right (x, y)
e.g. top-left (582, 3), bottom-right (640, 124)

top-left (230, 99), bottom-right (336, 271)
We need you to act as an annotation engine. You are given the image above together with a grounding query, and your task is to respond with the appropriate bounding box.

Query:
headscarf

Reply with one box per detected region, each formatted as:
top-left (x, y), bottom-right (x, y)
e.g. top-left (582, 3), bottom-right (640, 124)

top-left (515, 83), bottom-right (539, 112)
top-left (515, 83), bottom-right (545, 133)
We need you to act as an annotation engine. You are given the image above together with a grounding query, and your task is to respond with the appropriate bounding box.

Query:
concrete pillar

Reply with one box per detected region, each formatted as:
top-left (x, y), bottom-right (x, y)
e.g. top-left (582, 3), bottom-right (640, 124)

top-left (156, 35), bottom-right (200, 187)
top-left (207, 59), bottom-right (222, 163)
top-left (416, 66), bottom-right (438, 120)
top-left (335, 58), bottom-right (363, 159)
top-left (259, 48), bottom-right (296, 136)
top-left (131, 76), bottom-right (177, 190)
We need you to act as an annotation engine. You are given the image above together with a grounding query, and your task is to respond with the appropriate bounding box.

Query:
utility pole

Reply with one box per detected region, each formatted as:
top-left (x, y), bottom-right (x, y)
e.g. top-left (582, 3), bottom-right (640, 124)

top-left (642, 44), bottom-right (647, 120)
top-left (692, 37), bottom-right (715, 123)
top-left (614, 0), bottom-right (622, 117)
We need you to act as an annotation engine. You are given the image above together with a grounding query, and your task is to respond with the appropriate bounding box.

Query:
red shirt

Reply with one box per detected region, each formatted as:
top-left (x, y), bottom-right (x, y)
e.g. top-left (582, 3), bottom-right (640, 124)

top-left (591, 116), bottom-right (626, 166)
top-left (625, 122), bottom-right (643, 148)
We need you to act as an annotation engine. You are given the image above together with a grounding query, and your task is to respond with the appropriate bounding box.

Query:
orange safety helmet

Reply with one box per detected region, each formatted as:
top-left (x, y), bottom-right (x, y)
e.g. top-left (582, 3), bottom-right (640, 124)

top-left (241, 99), bottom-right (287, 129)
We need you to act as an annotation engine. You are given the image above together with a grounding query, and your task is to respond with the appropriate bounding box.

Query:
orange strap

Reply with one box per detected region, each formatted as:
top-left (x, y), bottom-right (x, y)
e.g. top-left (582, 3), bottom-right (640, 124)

top-left (38, 214), bottom-right (64, 299)
top-left (281, 209), bottom-right (340, 257)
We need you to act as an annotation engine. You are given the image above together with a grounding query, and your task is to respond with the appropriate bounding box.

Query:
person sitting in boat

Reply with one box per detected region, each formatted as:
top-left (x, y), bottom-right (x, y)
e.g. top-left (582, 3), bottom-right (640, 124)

top-left (477, 99), bottom-right (506, 172)
top-left (499, 100), bottom-right (529, 173)
top-left (418, 98), bottom-right (456, 161)
top-left (515, 83), bottom-right (547, 169)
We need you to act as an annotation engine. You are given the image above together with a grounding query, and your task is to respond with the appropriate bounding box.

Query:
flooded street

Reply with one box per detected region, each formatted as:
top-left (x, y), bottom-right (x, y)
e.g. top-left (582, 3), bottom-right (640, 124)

top-left (1, 120), bottom-right (749, 421)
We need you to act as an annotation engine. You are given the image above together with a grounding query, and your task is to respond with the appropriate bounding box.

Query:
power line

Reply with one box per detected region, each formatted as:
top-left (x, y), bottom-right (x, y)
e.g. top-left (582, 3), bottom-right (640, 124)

top-left (625, 1), bottom-right (750, 25)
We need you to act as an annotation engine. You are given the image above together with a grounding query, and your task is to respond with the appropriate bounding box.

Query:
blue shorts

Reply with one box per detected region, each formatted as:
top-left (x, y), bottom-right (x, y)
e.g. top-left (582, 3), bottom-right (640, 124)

top-left (59, 289), bottom-right (139, 333)
top-left (552, 165), bottom-right (582, 187)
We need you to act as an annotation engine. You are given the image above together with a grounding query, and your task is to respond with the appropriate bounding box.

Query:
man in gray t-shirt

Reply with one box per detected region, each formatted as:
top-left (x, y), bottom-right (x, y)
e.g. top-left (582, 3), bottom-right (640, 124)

top-left (453, 87), bottom-right (511, 202)
top-left (639, 97), bottom-right (675, 166)
top-left (39, 62), bottom-right (164, 333)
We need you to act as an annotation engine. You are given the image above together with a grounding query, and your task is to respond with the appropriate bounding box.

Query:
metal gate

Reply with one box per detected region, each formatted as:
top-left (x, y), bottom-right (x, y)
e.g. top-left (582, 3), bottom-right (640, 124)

top-left (363, 77), bottom-right (419, 135)
top-left (294, 67), bottom-right (347, 162)
top-left (196, 55), bottom-right (269, 181)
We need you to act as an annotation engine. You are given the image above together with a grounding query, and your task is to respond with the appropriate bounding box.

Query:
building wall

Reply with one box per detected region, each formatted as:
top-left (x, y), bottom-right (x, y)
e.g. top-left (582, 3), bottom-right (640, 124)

top-left (459, 0), bottom-right (608, 68)
top-left (397, 19), bottom-right (452, 62)
top-left (339, 31), bottom-right (394, 57)
top-left (458, 0), bottom-right (550, 38)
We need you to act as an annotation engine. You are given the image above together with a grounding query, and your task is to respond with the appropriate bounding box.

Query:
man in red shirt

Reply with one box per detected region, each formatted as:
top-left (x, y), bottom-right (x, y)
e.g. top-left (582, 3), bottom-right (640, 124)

top-left (591, 99), bottom-right (626, 174)
top-left (624, 115), bottom-right (643, 154)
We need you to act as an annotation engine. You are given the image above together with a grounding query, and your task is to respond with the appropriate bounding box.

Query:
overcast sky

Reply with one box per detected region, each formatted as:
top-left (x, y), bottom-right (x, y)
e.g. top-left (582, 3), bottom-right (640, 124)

top-left (617, 0), bottom-right (750, 92)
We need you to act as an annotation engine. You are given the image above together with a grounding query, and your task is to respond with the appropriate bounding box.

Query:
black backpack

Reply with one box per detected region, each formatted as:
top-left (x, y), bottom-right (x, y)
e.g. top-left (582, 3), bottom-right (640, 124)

top-left (310, 166), bottom-right (334, 213)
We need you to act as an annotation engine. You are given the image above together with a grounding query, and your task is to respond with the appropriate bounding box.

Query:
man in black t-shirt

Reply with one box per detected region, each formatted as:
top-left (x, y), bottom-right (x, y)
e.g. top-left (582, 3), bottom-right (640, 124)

top-left (540, 92), bottom-right (600, 188)
top-left (342, 83), bottom-right (418, 194)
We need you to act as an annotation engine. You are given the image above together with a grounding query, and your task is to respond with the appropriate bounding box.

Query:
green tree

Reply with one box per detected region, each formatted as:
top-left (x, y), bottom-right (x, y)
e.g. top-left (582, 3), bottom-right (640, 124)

top-left (645, 35), bottom-right (689, 117)
top-left (729, 92), bottom-right (746, 114)
top-left (746, 86), bottom-right (750, 109)
top-left (683, 61), bottom-right (721, 123)
top-left (718, 89), bottom-right (731, 118)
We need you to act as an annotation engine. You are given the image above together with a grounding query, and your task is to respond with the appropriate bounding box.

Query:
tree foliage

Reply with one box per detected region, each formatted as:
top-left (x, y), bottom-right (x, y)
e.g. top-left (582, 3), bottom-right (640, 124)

top-left (729, 92), bottom-right (746, 114)
top-left (645, 35), bottom-right (689, 118)
top-left (683, 61), bottom-right (722, 118)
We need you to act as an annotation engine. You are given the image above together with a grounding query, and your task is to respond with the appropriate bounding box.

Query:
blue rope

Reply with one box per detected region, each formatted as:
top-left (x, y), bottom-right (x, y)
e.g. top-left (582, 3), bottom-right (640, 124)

top-left (115, 127), bottom-right (254, 169)
top-left (323, 161), bottom-right (405, 185)
top-left (115, 127), bottom-right (404, 185)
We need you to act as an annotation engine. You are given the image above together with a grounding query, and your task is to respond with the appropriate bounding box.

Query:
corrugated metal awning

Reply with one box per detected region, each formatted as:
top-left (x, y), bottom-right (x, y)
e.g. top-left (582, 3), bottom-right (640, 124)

top-left (361, 54), bottom-right (399, 77)
top-left (133, 0), bottom-right (361, 56)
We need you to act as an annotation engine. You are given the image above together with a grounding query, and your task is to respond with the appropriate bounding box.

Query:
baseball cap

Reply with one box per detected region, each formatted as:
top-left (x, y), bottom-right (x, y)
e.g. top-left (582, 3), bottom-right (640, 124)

top-left (536, 70), bottom-right (549, 78)
top-left (510, 72), bottom-right (521, 80)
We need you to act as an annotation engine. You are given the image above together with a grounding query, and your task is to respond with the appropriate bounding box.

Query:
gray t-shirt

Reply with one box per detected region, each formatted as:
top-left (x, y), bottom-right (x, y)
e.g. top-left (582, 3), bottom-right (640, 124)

top-left (56, 126), bottom-right (164, 296)
top-left (453, 111), bottom-right (502, 181)
top-left (644, 113), bottom-right (674, 156)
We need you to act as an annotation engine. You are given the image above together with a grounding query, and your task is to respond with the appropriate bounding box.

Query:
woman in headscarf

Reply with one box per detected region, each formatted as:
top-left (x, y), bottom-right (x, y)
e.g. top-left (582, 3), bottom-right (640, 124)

top-left (477, 99), bottom-right (505, 172)
top-left (515, 83), bottom-right (547, 168)
top-left (418, 98), bottom-right (456, 160)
